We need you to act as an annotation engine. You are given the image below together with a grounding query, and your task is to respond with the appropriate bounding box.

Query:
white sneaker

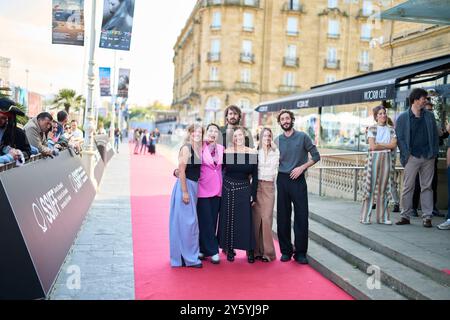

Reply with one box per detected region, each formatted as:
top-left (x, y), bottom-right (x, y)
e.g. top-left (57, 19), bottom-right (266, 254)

top-left (198, 252), bottom-right (205, 260)
top-left (211, 254), bottom-right (220, 264)
top-left (437, 220), bottom-right (450, 230)
top-left (382, 220), bottom-right (393, 225)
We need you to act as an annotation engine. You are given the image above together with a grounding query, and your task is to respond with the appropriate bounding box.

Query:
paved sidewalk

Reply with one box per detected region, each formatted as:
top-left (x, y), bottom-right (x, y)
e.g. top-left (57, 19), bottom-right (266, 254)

top-left (49, 142), bottom-right (135, 300)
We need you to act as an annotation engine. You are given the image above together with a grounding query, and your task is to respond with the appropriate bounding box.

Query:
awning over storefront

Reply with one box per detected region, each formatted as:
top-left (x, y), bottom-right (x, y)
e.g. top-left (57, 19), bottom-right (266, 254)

top-left (380, 0), bottom-right (450, 25)
top-left (256, 54), bottom-right (450, 113)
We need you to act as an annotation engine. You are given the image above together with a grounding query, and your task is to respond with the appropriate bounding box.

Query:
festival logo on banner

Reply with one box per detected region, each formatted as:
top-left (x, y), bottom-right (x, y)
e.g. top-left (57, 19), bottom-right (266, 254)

top-left (117, 68), bottom-right (130, 98)
top-left (99, 67), bottom-right (112, 96)
top-left (99, 0), bottom-right (135, 51)
top-left (52, 0), bottom-right (85, 46)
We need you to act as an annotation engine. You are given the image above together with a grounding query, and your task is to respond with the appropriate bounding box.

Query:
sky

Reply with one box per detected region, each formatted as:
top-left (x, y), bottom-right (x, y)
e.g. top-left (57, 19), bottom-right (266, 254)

top-left (0, 0), bottom-right (197, 106)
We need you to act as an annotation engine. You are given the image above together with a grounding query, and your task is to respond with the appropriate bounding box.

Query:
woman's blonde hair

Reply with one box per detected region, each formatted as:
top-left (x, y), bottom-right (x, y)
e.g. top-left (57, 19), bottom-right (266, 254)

top-left (184, 124), bottom-right (204, 144)
top-left (258, 127), bottom-right (276, 150)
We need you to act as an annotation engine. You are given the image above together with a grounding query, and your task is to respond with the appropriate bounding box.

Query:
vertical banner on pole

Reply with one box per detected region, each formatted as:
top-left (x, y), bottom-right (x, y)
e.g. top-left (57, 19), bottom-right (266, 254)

top-left (99, 67), bottom-right (112, 96)
top-left (117, 68), bottom-right (130, 98)
top-left (99, 0), bottom-right (135, 51)
top-left (52, 0), bottom-right (85, 46)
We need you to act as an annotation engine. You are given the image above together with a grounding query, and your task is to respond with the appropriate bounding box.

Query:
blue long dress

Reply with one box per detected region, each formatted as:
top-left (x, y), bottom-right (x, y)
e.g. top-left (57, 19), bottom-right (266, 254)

top-left (169, 144), bottom-right (202, 267)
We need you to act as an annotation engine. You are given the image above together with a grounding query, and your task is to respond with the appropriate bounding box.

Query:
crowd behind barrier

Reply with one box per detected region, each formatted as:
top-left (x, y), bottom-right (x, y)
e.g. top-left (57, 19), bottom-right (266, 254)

top-left (0, 98), bottom-right (117, 299)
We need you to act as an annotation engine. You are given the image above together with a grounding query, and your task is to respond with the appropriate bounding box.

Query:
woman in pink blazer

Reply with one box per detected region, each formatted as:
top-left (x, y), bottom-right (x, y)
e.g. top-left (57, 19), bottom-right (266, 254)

top-left (197, 123), bottom-right (224, 264)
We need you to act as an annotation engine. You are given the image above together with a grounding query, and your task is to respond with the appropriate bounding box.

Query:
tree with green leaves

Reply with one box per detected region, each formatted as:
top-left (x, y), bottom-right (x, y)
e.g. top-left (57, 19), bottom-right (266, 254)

top-left (52, 89), bottom-right (85, 114)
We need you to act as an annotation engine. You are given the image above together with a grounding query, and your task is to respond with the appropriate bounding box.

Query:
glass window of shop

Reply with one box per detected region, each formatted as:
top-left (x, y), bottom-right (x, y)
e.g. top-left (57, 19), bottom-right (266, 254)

top-left (256, 108), bottom-right (320, 146)
top-left (320, 103), bottom-right (398, 152)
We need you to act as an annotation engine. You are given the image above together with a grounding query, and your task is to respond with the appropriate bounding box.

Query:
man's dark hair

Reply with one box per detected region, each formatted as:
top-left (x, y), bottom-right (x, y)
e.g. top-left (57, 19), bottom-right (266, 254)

top-left (277, 109), bottom-right (295, 123)
top-left (57, 110), bottom-right (68, 123)
top-left (409, 88), bottom-right (428, 105)
top-left (224, 105), bottom-right (242, 124)
top-left (71, 119), bottom-right (78, 123)
top-left (37, 112), bottom-right (53, 121)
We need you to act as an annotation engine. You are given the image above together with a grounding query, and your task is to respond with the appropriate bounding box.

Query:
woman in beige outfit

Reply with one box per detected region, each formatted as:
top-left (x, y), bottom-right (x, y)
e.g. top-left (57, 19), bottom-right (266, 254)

top-left (253, 128), bottom-right (280, 262)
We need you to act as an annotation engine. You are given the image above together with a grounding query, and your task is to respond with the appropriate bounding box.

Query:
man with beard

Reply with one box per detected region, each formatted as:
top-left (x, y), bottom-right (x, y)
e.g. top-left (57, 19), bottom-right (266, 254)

top-left (220, 105), bottom-right (254, 148)
top-left (0, 98), bottom-right (32, 163)
top-left (275, 109), bottom-right (320, 264)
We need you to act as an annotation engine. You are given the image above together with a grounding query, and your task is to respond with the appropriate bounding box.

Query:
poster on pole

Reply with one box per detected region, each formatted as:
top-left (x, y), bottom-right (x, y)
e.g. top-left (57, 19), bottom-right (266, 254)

top-left (117, 68), bottom-right (130, 98)
top-left (52, 0), bottom-right (85, 46)
top-left (99, 0), bottom-right (135, 51)
top-left (99, 67), bottom-right (111, 96)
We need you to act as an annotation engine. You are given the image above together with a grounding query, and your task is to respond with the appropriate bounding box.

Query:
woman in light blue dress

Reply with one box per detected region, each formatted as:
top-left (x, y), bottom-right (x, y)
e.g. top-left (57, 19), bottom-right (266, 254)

top-left (169, 124), bottom-right (204, 267)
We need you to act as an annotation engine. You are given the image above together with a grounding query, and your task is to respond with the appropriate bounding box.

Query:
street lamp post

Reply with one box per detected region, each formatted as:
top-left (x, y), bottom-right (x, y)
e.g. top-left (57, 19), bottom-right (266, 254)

top-left (82, 0), bottom-right (99, 190)
top-left (110, 51), bottom-right (117, 141)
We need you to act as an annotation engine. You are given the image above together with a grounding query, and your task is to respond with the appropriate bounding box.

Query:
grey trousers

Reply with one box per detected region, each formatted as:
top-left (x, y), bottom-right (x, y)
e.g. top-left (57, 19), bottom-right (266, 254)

top-left (401, 156), bottom-right (435, 220)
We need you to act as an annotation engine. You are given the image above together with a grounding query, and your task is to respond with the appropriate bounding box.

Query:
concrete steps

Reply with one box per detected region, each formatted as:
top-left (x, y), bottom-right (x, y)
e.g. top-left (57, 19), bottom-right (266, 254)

top-left (308, 241), bottom-right (406, 300)
top-left (308, 220), bottom-right (450, 300)
top-left (309, 210), bottom-right (450, 288)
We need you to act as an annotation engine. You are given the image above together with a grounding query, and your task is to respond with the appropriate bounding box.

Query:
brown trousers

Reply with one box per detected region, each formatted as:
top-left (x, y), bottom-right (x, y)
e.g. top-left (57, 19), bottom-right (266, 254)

top-left (252, 180), bottom-right (276, 261)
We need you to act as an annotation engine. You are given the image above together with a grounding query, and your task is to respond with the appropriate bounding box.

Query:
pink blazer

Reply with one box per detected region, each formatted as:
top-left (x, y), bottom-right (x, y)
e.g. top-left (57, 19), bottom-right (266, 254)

top-left (198, 142), bottom-right (224, 198)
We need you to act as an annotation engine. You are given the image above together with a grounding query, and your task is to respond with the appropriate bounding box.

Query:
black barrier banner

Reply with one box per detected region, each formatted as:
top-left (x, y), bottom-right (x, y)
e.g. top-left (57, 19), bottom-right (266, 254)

top-left (94, 134), bottom-right (115, 164)
top-left (94, 146), bottom-right (105, 183)
top-left (0, 150), bottom-right (96, 299)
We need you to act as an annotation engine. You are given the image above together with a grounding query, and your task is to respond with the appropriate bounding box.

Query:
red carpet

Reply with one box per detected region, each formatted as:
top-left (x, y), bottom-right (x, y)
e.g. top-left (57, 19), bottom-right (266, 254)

top-left (130, 145), bottom-right (353, 300)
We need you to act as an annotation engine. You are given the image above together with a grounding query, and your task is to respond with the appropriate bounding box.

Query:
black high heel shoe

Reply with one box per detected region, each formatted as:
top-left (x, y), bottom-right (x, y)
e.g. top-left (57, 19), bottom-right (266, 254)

top-left (247, 250), bottom-right (255, 264)
top-left (227, 253), bottom-right (235, 262)
top-left (222, 249), bottom-right (236, 256)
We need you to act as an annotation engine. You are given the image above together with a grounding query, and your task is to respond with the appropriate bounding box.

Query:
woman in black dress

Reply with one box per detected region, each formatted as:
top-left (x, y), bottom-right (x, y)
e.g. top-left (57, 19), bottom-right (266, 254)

top-left (218, 126), bottom-right (258, 263)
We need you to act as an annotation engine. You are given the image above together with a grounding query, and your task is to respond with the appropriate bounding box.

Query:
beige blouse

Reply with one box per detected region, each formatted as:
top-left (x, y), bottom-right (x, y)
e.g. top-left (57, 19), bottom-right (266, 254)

top-left (258, 146), bottom-right (280, 182)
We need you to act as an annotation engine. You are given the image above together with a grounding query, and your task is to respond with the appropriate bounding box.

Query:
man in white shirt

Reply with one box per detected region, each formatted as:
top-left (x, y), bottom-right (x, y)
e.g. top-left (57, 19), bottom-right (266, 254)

top-left (70, 120), bottom-right (84, 146)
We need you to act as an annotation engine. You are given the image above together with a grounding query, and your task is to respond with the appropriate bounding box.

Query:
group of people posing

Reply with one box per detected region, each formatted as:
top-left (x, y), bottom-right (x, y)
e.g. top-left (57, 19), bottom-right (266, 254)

top-left (169, 106), bottom-right (320, 267)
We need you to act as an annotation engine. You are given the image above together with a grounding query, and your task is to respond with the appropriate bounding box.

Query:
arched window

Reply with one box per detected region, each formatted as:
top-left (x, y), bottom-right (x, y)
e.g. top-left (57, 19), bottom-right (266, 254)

top-left (205, 96), bottom-right (221, 125)
top-left (237, 98), bottom-right (253, 128)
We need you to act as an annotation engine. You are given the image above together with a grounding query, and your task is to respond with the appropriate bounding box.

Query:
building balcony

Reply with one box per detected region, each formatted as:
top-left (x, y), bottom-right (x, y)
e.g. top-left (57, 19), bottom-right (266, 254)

top-left (242, 26), bottom-right (255, 32)
top-left (278, 85), bottom-right (300, 94)
top-left (358, 62), bottom-right (373, 72)
top-left (286, 30), bottom-right (299, 37)
top-left (282, 2), bottom-right (304, 13)
top-left (240, 52), bottom-right (255, 63)
top-left (234, 81), bottom-right (258, 92)
top-left (327, 33), bottom-right (340, 39)
top-left (203, 0), bottom-right (260, 8)
top-left (360, 35), bottom-right (371, 42)
top-left (283, 57), bottom-right (299, 68)
top-left (207, 52), bottom-right (221, 62)
top-left (210, 24), bottom-right (221, 31)
top-left (203, 80), bottom-right (224, 90)
top-left (324, 59), bottom-right (340, 69)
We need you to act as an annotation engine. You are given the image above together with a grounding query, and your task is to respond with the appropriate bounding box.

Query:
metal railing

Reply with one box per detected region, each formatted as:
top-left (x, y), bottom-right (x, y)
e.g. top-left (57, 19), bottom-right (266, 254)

top-left (324, 59), bottom-right (340, 69)
top-left (283, 56), bottom-right (299, 67)
top-left (240, 52), bottom-right (255, 63)
top-left (307, 152), bottom-right (404, 202)
top-left (0, 149), bottom-right (76, 173)
top-left (358, 62), bottom-right (373, 72)
top-left (207, 52), bottom-right (221, 62)
top-left (282, 1), bottom-right (304, 13)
